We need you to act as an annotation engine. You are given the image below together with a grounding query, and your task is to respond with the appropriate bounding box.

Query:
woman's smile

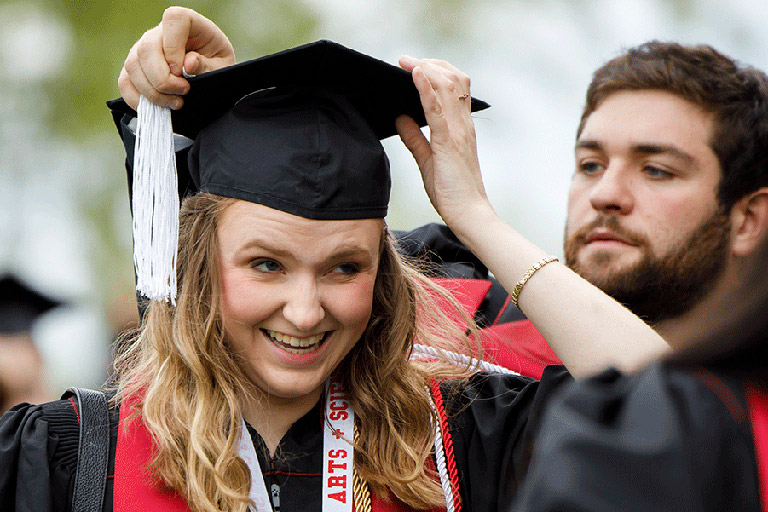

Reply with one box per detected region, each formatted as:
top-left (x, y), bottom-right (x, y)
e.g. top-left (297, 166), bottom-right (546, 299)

top-left (261, 328), bottom-right (330, 354)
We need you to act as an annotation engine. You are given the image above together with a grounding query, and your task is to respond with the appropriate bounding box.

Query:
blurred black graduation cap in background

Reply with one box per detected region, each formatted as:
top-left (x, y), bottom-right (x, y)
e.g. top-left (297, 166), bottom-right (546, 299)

top-left (0, 274), bottom-right (62, 335)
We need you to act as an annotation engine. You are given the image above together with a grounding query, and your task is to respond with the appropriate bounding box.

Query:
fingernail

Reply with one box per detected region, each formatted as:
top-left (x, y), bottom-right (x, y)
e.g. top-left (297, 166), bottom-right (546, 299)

top-left (170, 99), bottom-right (182, 110)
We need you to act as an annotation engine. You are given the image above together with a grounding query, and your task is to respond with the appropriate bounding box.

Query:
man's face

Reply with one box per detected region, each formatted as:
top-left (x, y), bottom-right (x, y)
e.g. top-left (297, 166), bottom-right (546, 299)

top-left (564, 90), bottom-right (730, 323)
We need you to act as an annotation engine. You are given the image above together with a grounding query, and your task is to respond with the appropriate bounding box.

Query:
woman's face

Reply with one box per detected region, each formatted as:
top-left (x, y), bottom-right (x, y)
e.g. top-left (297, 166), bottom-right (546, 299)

top-left (216, 200), bottom-right (380, 404)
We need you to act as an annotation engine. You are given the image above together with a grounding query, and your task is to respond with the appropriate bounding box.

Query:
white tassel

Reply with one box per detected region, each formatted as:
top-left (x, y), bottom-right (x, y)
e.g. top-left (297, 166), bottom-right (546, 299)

top-left (132, 96), bottom-right (179, 305)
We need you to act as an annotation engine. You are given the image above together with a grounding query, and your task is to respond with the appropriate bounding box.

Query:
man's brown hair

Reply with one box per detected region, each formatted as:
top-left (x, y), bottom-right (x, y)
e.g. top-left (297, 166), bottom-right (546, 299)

top-left (577, 41), bottom-right (768, 211)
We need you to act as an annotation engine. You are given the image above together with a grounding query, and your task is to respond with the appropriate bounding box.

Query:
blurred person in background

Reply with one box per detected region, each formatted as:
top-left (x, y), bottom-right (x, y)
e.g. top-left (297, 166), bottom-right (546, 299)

top-left (0, 274), bottom-right (60, 412)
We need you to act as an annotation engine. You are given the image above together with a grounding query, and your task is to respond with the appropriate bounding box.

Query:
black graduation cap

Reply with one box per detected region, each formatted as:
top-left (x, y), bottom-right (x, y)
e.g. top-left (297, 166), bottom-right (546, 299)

top-left (0, 274), bottom-right (62, 335)
top-left (106, 39), bottom-right (490, 303)
top-left (109, 40), bottom-right (489, 214)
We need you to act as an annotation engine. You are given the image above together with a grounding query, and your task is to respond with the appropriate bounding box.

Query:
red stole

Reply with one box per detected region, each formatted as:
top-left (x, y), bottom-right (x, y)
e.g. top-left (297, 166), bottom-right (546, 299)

top-left (113, 393), bottom-right (437, 512)
top-left (747, 384), bottom-right (768, 512)
top-left (432, 278), bottom-right (561, 379)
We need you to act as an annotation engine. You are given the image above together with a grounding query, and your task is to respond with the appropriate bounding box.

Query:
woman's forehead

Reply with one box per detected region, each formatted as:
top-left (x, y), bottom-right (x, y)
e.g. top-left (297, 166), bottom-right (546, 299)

top-left (218, 200), bottom-right (382, 256)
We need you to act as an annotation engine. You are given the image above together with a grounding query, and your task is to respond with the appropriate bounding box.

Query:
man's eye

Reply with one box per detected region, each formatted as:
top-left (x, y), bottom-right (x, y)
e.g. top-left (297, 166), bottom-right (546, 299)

top-left (332, 263), bottom-right (360, 275)
top-left (252, 259), bottom-right (281, 272)
top-left (578, 162), bottom-right (603, 175)
top-left (644, 166), bottom-right (673, 179)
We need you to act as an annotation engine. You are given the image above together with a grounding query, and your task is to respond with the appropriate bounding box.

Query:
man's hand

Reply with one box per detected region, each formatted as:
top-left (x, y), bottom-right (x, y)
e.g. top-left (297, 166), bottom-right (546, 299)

top-left (118, 6), bottom-right (235, 110)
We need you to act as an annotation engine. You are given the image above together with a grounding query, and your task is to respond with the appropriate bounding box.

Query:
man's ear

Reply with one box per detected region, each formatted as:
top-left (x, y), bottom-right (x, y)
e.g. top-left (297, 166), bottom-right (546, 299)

top-left (730, 187), bottom-right (768, 257)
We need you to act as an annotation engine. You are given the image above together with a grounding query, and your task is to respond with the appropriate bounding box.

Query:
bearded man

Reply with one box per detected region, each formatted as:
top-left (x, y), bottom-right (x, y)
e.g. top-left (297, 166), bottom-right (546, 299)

top-left (562, 41), bottom-right (768, 349)
top-left (510, 42), bottom-right (768, 512)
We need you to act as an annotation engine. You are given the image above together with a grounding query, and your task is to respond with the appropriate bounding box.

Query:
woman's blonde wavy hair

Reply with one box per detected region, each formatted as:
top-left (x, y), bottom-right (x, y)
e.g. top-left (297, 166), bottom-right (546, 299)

top-left (113, 192), bottom-right (480, 512)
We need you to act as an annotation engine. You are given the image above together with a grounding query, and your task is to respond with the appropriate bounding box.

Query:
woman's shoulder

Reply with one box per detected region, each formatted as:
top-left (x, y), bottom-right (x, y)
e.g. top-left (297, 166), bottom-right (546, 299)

top-left (443, 364), bottom-right (571, 407)
top-left (0, 398), bottom-right (82, 511)
top-left (1, 397), bottom-right (81, 451)
top-left (439, 365), bottom-right (572, 445)
top-left (1, 390), bottom-right (121, 511)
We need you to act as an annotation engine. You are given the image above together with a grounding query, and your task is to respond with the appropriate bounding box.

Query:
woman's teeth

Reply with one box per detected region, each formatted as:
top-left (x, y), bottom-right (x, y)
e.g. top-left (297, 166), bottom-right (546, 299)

top-left (264, 329), bottom-right (327, 353)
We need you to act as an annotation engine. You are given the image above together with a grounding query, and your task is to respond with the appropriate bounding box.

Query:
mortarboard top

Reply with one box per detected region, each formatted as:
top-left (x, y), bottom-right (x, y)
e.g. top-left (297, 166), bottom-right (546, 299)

top-left (0, 274), bottom-right (62, 335)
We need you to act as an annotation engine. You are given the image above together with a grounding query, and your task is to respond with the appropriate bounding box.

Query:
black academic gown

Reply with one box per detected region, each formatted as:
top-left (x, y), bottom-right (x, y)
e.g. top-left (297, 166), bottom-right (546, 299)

top-left (0, 367), bottom-right (570, 512)
top-left (511, 363), bottom-right (761, 511)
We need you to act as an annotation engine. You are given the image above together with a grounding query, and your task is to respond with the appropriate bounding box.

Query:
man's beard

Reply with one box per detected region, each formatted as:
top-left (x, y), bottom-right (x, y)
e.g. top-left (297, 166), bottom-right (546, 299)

top-left (564, 209), bottom-right (731, 325)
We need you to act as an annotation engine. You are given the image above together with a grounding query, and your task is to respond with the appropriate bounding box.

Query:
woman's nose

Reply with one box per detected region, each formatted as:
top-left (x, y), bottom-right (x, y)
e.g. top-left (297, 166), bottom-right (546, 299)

top-left (281, 278), bottom-right (326, 331)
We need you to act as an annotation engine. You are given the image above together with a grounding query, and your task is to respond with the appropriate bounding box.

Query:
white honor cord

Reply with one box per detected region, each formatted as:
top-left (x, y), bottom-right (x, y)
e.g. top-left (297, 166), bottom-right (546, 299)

top-left (428, 388), bottom-right (456, 512)
top-left (411, 343), bottom-right (521, 376)
top-left (237, 418), bottom-right (272, 512)
top-left (236, 378), bottom-right (354, 512)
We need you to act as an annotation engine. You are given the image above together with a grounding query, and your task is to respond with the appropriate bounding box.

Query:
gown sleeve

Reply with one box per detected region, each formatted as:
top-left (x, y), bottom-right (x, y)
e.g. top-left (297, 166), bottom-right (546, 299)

top-left (0, 399), bottom-right (80, 512)
top-left (510, 364), bottom-right (760, 512)
top-left (445, 365), bottom-right (572, 512)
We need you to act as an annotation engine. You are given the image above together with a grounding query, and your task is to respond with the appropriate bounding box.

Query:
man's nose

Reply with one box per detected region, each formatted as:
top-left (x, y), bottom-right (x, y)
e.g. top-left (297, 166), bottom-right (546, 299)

top-left (588, 166), bottom-right (634, 215)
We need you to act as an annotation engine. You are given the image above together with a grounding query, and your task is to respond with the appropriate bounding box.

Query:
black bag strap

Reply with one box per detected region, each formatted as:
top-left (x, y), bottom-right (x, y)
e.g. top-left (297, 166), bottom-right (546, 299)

top-left (67, 387), bottom-right (110, 512)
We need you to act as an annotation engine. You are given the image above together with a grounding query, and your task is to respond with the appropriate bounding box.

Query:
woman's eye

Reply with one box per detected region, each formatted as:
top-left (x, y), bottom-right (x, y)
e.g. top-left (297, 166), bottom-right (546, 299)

top-left (252, 259), bottom-right (281, 273)
top-left (332, 263), bottom-right (360, 275)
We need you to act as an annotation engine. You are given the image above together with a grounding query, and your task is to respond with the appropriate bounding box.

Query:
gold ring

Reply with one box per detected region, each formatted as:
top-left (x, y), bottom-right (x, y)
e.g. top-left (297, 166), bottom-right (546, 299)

top-left (458, 93), bottom-right (470, 100)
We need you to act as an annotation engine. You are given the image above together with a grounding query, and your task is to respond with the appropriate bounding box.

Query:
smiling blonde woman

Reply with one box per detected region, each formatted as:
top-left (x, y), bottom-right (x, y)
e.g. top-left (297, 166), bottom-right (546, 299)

top-left (0, 8), bottom-right (670, 512)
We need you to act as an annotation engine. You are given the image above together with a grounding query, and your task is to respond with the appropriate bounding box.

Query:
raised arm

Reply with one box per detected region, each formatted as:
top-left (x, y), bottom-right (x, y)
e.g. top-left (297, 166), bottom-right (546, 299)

top-left (118, 6), bottom-right (235, 110)
top-left (395, 56), bottom-right (670, 378)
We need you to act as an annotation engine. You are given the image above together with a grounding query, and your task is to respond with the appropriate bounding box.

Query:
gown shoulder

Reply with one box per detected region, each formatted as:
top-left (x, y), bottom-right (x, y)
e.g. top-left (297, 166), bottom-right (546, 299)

top-left (0, 398), bottom-right (81, 512)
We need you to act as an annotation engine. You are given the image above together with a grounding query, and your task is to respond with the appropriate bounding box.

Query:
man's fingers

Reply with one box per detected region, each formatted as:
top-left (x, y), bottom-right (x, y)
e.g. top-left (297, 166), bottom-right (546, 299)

top-left (171, 7), bottom-right (235, 71)
top-left (182, 52), bottom-right (202, 76)
top-left (400, 55), bottom-right (471, 98)
top-left (398, 55), bottom-right (418, 72)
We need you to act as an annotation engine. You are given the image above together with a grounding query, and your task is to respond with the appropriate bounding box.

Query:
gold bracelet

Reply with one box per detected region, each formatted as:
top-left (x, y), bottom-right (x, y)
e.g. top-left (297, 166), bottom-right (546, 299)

top-left (511, 256), bottom-right (559, 310)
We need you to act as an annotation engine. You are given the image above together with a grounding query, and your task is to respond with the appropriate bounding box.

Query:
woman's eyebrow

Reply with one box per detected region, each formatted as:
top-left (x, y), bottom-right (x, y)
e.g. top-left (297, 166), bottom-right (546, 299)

top-left (238, 238), bottom-right (293, 257)
top-left (329, 247), bottom-right (375, 261)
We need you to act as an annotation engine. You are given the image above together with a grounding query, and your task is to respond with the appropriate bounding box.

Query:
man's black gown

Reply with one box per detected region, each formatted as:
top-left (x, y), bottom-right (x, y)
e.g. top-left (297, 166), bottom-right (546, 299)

top-left (511, 361), bottom-right (763, 511)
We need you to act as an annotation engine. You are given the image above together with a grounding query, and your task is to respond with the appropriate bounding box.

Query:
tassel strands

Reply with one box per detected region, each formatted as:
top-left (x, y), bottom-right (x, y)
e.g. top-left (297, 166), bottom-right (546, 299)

top-left (132, 96), bottom-right (179, 305)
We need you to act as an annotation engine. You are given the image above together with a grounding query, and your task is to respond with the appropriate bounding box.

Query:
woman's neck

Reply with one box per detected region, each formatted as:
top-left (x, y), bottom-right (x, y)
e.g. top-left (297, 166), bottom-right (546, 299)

top-left (241, 385), bottom-right (324, 457)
